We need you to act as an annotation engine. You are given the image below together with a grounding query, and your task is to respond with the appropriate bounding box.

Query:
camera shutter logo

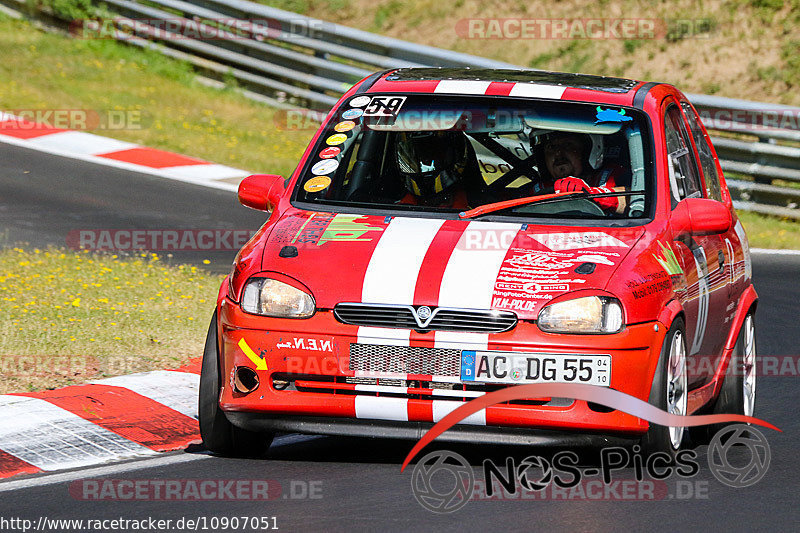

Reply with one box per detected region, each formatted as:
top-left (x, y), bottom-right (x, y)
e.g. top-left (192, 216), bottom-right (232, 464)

top-left (708, 424), bottom-right (770, 488)
top-left (410, 450), bottom-right (474, 513)
top-left (516, 456), bottom-right (554, 491)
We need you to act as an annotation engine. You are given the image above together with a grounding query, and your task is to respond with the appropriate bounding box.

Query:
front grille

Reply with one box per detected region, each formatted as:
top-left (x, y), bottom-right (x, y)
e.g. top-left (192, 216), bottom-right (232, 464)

top-left (334, 303), bottom-right (518, 333)
top-left (349, 343), bottom-right (461, 376)
top-left (269, 373), bottom-right (574, 407)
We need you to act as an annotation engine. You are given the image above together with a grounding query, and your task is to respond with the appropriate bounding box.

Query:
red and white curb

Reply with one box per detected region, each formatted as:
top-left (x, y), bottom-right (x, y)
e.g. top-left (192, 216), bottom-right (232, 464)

top-left (0, 364), bottom-right (201, 479)
top-left (0, 113), bottom-right (246, 192)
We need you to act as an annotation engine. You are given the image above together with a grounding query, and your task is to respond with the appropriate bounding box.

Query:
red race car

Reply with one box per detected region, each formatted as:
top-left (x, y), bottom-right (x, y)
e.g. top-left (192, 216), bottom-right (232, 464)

top-left (199, 69), bottom-right (756, 460)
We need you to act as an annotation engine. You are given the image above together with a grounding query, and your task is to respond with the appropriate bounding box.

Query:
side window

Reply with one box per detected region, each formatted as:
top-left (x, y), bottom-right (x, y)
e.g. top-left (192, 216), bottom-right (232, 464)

top-left (681, 102), bottom-right (723, 202)
top-left (664, 105), bottom-right (702, 203)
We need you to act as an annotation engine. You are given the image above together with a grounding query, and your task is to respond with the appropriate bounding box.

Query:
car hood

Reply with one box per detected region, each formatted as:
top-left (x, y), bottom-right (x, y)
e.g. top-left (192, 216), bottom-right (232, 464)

top-left (261, 212), bottom-right (645, 319)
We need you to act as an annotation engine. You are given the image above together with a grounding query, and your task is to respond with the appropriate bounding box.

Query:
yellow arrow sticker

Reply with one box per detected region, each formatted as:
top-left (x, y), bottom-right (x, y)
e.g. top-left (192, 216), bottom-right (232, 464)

top-left (238, 338), bottom-right (268, 371)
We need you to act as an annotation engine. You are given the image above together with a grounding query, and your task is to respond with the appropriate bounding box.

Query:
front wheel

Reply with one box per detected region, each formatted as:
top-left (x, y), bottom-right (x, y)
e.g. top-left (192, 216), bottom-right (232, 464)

top-left (724, 312), bottom-right (757, 418)
top-left (712, 312), bottom-right (757, 417)
top-left (641, 318), bottom-right (688, 461)
top-left (198, 312), bottom-right (273, 457)
top-left (694, 312), bottom-right (756, 444)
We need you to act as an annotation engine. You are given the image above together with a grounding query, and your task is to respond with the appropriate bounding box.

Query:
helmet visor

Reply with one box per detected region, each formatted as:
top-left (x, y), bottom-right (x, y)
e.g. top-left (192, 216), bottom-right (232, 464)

top-left (396, 132), bottom-right (456, 175)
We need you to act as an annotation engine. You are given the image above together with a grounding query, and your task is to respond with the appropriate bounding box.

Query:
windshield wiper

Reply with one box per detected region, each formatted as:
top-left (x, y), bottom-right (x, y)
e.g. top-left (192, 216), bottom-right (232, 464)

top-left (459, 191), bottom-right (586, 219)
top-left (459, 190), bottom-right (643, 219)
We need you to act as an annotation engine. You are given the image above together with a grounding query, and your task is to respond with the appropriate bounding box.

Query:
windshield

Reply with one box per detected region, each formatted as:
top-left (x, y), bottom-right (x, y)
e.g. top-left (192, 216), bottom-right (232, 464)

top-left (293, 95), bottom-right (653, 221)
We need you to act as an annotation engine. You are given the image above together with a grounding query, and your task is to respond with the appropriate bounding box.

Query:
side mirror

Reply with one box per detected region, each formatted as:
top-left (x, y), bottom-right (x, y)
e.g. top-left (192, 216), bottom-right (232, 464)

top-left (672, 197), bottom-right (732, 237)
top-left (238, 174), bottom-right (285, 211)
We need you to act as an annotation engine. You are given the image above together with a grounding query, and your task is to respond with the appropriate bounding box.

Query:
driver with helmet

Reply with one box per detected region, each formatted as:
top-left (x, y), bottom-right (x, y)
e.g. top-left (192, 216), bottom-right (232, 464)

top-left (394, 131), bottom-right (470, 209)
top-left (535, 131), bottom-right (627, 214)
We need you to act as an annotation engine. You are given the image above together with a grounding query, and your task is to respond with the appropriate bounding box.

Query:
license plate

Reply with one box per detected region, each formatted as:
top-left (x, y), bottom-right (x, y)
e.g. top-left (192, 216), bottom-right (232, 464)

top-left (460, 351), bottom-right (611, 386)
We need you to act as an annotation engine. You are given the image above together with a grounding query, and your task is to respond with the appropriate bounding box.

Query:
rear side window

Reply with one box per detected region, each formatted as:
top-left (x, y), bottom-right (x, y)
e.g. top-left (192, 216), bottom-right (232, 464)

top-left (681, 102), bottom-right (723, 202)
top-left (664, 105), bottom-right (702, 203)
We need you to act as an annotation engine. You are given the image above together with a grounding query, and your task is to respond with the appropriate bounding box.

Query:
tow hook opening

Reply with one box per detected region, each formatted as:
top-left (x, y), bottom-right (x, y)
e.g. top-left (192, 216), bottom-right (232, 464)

top-left (234, 366), bottom-right (260, 394)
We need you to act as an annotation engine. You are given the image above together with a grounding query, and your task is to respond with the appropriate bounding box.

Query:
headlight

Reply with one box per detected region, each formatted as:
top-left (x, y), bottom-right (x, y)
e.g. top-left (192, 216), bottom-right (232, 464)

top-left (538, 296), bottom-right (623, 334)
top-left (241, 277), bottom-right (315, 318)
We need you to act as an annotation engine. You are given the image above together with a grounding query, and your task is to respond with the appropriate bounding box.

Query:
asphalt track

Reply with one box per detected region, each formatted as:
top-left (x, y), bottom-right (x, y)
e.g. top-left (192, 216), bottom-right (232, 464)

top-left (1, 142), bottom-right (799, 532)
top-left (0, 142), bottom-right (264, 273)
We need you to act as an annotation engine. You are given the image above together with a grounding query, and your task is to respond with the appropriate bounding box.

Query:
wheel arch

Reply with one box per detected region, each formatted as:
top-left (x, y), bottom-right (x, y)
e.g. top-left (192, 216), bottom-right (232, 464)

top-left (723, 285), bottom-right (758, 355)
top-left (712, 285), bottom-right (758, 394)
top-left (656, 298), bottom-right (685, 331)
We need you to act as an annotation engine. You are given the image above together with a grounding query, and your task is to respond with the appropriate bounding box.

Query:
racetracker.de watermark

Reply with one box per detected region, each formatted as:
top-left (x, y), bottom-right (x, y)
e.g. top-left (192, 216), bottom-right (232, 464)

top-left (687, 354), bottom-right (800, 378)
top-left (69, 479), bottom-right (322, 501)
top-left (274, 108), bottom-right (566, 131)
top-left (279, 353), bottom-right (800, 378)
top-left (66, 229), bottom-right (255, 252)
top-left (70, 17), bottom-right (332, 41)
top-left (0, 110), bottom-right (145, 131)
top-left (455, 18), bottom-right (714, 40)
top-left (697, 108), bottom-right (800, 133)
top-left (274, 108), bottom-right (479, 131)
top-left (455, 228), bottom-right (639, 251)
top-left (0, 355), bottom-right (95, 378)
top-left (0, 354), bottom-right (167, 379)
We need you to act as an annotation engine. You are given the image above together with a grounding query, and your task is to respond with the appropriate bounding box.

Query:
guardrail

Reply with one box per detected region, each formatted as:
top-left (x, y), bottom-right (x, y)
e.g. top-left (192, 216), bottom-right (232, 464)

top-left (5, 0), bottom-right (800, 218)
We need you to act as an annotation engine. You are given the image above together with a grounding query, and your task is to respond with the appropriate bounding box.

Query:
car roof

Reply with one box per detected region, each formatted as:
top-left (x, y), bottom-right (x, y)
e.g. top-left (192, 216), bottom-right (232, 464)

top-left (366, 68), bottom-right (660, 107)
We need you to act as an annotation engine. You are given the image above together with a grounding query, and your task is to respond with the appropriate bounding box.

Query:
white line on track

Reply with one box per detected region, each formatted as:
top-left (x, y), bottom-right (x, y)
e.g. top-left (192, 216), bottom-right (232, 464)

top-left (0, 452), bottom-right (209, 493)
top-left (751, 248), bottom-right (800, 255)
top-left (0, 434), bottom-right (316, 493)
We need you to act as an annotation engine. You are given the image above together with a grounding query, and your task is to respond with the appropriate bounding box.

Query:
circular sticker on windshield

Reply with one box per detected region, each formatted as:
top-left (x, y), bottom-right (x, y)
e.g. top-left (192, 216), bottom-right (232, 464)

top-left (334, 121), bottom-right (356, 133)
top-left (341, 108), bottom-right (363, 120)
top-left (326, 133), bottom-right (347, 145)
top-left (349, 96), bottom-right (371, 108)
top-left (303, 176), bottom-right (331, 193)
top-left (319, 146), bottom-right (341, 159)
top-left (311, 159), bottom-right (339, 176)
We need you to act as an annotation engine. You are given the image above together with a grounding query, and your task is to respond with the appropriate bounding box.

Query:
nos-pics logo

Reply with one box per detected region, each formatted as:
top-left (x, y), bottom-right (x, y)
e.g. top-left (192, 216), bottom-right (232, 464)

top-left (410, 424), bottom-right (771, 513)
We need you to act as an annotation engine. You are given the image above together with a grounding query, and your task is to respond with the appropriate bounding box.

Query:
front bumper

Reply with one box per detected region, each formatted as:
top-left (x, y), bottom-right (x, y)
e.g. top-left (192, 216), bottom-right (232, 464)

top-left (226, 413), bottom-right (641, 447)
top-left (218, 298), bottom-right (666, 437)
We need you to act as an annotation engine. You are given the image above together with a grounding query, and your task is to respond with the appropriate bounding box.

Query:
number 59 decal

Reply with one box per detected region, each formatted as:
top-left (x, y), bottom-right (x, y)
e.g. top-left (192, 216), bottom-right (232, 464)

top-left (363, 96), bottom-right (407, 117)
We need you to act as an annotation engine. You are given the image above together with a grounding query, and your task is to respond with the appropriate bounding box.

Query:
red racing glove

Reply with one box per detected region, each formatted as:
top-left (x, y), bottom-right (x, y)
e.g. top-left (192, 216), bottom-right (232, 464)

top-left (554, 177), bottom-right (619, 211)
top-left (554, 177), bottom-right (590, 193)
top-left (587, 186), bottom-right (619, 211)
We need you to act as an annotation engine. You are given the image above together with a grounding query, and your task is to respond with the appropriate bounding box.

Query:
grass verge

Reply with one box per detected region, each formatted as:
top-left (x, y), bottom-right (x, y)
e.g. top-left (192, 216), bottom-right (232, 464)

top-left (0, 247), bottom-right (222, 393)
top-left (737, 211), bottom-right (800, 250)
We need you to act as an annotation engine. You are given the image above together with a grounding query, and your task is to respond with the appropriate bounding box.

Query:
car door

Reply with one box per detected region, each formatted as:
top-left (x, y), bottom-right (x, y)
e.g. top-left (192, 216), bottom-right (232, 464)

top-left (679, 100), bottom-right (744, 363)
top-left (680, 101), bottom-right (740, 298)
top-left (662, 101), bottom-right (727, 385)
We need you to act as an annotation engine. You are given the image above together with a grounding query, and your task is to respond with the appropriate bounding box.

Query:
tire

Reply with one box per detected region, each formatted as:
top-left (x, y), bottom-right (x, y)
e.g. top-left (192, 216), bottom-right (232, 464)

top-left (641, 317), bottom-right (688, 461)
top-left (717, 312), bottom-right (756, 417)
top-left (198, 311), bottom-right (273, 457)
top-left (693, 312), bottom-right (756, 443)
